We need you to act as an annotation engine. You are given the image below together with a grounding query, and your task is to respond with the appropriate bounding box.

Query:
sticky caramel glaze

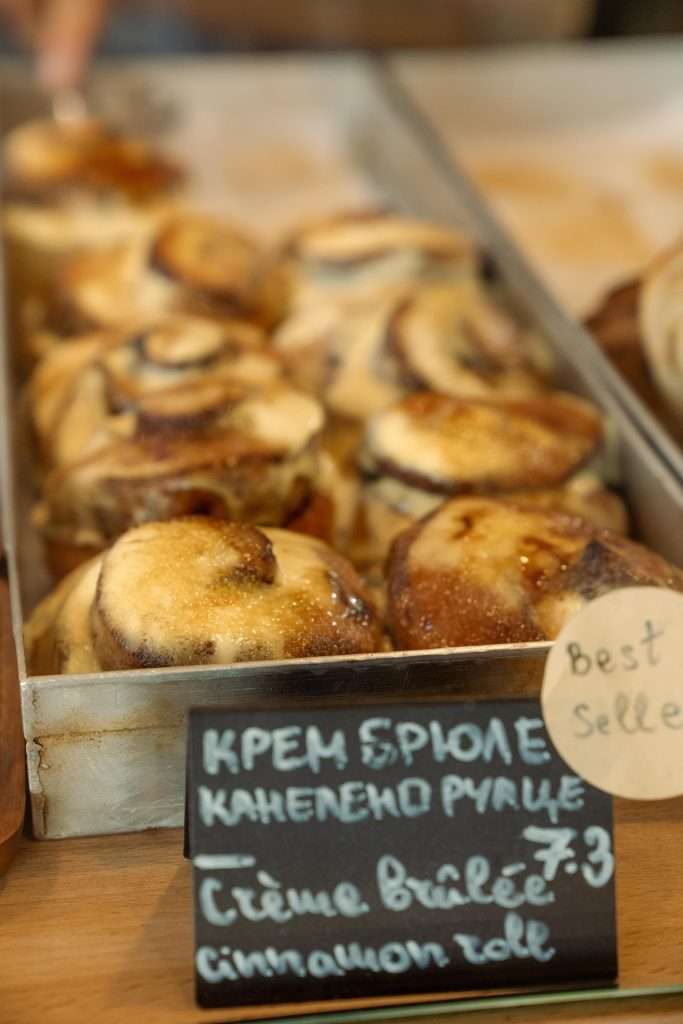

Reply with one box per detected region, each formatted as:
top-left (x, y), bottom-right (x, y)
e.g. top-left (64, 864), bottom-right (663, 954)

top-left (362, 391), bottom-right (603, 496)
top-left (57, 213), bottom-right (288, 331)
top-left (3, 118), bottom-right (182, 201)
top-left (354, 472), bottom-right (628, 575)
top-left (386, 498), bottom-right (683, 650)
top-left (29, 314), bottom-right (282, 468)
top-left (24, 520), bottom-right (383, 674)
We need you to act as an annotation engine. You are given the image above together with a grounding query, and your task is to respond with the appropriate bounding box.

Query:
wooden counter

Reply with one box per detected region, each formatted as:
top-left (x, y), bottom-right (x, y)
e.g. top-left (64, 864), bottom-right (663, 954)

top-left (1, 805), bottom-right (682, 1024)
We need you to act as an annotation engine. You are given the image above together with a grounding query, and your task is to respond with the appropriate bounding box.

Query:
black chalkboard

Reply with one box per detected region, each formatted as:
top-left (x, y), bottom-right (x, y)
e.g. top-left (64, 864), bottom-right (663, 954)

top-left (187, 698), bottom-right (616, 1009)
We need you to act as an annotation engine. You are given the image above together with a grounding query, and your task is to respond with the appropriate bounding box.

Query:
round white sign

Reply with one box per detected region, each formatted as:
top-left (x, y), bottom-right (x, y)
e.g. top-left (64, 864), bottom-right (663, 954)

top-left (541, 587), bottom-right (683, 801)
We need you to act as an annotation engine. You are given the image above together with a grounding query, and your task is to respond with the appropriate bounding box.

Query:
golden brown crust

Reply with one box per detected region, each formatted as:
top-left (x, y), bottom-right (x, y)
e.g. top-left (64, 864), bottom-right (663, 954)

top-left (386, 497), bottom-right (683, 650)
top-left (282, 209), bottom-right (475, 269)
top-left (3, 118), bottom-right (182, 202)
top-left (29, 313), bottom-right (282, 469)
top-left (57, 213), bottom-right (289, 331)
top-left (35, 384), bottom-right (324, 566)
top-left (362, 390), bottom-right (603, 496)
top-left (25, 519), bottom-right (383, 674)
top-left (150, 214), bottom-right (286, 321)
top-left (387, 282), bottom-right (547, 400)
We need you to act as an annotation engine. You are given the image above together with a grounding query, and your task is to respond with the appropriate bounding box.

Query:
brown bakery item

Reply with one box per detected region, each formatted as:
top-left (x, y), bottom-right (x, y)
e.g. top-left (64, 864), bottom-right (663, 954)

top-left (273, 278), bottom-right (550, 481)
top-left (353, 389), bottom-right (620, 570)
top-left (24, 518), bottom-right (383, 674)
top-left (56, 212), bottom-right (289, 334)
top-left (28, 312), bottom-right (282, 470)
top-left (2, 117), bottom-right (182, 359)
top-left (386, 497), bottom-right (683, 650)
top-left (586, 269), bottom-right (683, 440)
top-left (355, 471), bottom-right (628, 574)
top-left (33, 379), bottom-right (325, 577)
top-left (361, 390), bottom-right (602, 495)
top-left (281, 208), bottom-right (477, 308)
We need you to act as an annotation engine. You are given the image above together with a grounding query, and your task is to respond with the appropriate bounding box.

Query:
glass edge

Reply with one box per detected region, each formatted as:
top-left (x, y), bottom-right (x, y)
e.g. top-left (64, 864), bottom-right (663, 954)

top-left (248, 984), bottom-right (683, 1024)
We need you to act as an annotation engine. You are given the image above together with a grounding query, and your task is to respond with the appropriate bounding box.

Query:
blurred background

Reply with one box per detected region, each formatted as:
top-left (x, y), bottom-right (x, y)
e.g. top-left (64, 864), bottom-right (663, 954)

top-left (3, 0), bottom-right (683, 57)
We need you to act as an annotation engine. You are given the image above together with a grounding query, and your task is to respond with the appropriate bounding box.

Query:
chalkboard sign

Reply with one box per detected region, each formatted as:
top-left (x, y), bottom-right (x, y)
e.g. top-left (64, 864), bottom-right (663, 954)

top-left (187, 699), bottom-right (616, 1009)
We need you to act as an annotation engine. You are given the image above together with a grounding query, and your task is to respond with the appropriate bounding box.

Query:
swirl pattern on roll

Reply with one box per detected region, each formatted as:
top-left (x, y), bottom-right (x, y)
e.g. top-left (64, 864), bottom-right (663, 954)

top-left (29, 313), bottom-right (282, 469)
top-left (57, 212), bottom-right (288, 332)
top-left (275, 279), bottom-right (549, 424)
top-left (24, 519), bottom-right (384, 674)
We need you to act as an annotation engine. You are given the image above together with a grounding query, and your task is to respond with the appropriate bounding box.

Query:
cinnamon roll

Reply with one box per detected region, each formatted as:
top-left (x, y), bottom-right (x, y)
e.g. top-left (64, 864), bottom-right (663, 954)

top-left (387, 497), bottom-right (683, 650)
top-left (24, 518), bottom-right (383, 674)
top-left (2, 117), bottom-right (182, 354)
top-left (29, 312), bottom-right (282, 469)
top-left (273, 278), bottom-right (549, 471)
top-left (33, 380), bottom-right (325, 577)
top-left (353, 390), bottom-right (620, 569)
top-left (56, 212), bottom-right (288, 334)
top-left (282, 209), bottom-right (477, 308)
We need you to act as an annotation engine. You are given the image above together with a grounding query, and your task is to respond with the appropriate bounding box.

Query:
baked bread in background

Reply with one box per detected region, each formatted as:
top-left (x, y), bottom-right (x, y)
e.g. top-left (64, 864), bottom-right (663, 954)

top-left (386, 497), bottom-right (683, 650)
top-left (2, 117), bottom-right (183, 361)
top-left (587, 246), bottom-right (683, 441)
top-left (353, 389), bottom-right (626, 568)
top-left (28, 313), bottom-right (283, 469)
top-left (281, 208), bottom-right (477, 307)
top-left (33, 378), bottom-right (326, 578)
top-left (640, 240), bottom-right (683, 425)
top-left (24, 518), bottom-right (384, 674)
top-left (56, 212), bottom-right (289, 335)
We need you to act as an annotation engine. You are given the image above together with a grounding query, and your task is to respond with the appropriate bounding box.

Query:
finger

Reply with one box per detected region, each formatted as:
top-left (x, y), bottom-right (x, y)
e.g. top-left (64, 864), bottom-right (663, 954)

top-left (36, 0), bottom-right (109, 90)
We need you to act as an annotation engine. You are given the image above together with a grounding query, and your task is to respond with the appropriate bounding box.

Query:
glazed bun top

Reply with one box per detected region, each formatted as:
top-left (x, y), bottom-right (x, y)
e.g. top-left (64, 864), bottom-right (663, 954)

top-left (25, 519), bottom-right (384, 674)
top-left (30, 313), bottom-right (283, 468)
top-left (361, 390), bottom-right (604, 496)
top-left (282, 209), bottom-right (477, 307)
top-left (58, 212), bottom-right (288, 330)
top-left (3, 117), bottom-right (182, 201)
top-left (387, 497), bottom-right (683, 650)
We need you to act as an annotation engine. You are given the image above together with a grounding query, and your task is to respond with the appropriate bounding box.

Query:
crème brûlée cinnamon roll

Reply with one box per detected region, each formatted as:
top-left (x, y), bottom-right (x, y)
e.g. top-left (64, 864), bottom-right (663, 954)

top-left (275, 279), bottom-right (548, 420)
top-left (33, 379), bottom-right (325, 577)
top-left (353, 389), bottom-right (625, 567)
top-left (386, 497), bottom-right (683, 650)
top-left (24, 518), bottom-right (384, 674)
top-left (55, 211), bottom-right (288, 334)
top-left (29, 313), bottom-right (282, 469)
top-left (2, 118), bottom-right (183, 349)
top-left (281, 209), bottom-right (477, 308)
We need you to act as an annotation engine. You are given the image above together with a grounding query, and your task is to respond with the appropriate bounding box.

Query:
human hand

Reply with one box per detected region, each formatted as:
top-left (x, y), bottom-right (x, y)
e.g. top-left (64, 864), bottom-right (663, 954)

top-left (0, 0), bottom-right (111, 89)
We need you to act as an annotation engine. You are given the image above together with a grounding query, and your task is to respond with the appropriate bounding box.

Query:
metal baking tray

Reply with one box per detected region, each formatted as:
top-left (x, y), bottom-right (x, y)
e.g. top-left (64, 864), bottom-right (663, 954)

top-left (387, 45), bottom-right (683, 483)
top-left (1, 55), bottom-right (682, 843)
